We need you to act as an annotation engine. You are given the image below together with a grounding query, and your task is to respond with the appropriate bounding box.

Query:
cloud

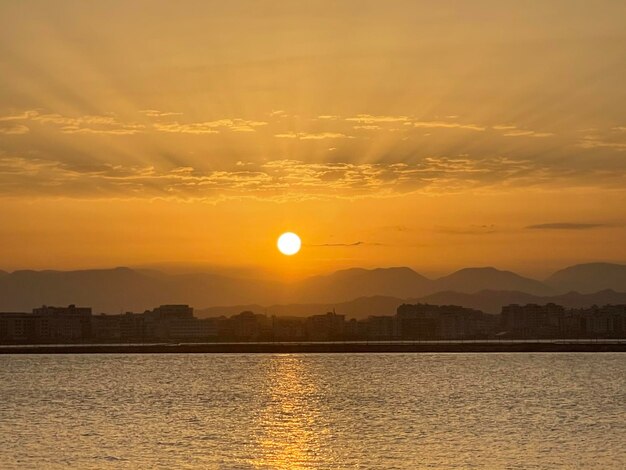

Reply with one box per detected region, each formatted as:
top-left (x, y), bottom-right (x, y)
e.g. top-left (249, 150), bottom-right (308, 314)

top-left (502, 130), bottom-right (554, 138)
top-left (0, 109), bottom-right (268, 136)
top-left (308, 241), bottom-right (365, 247)
top-left (154, 122), bottom-right (220, 134)
top-left (1, 108), bottom-right (625, 201)
top-left (140, 109), bottom-right (183, 117)
top-left (0, 156), bottom-right (501, 199)
top-left (0, 108), bottom-right (569, 144)
top-left (275, 132), bottom-right (353, 140)
top-left (0, 111), bottom-right (38, 121)
top-left (61, 126), bottom-right (142, 135)
top-left (412, 121), bottom-right (485, 131)
top-left (0, 156), bottom-right (276, 198)
top-left (0, 110), bottom-right (145, 135)
top-left (344, 114), bottom-right (489, 132)
top-left (578, 135), bottom-right (626, 151)
top-left (345, 116), bottom-right (550, 134)
top-left (526, 223), bottom-right (607, 230)
top-left (154, 119), bottom-right (267, 134)
top-left (492, 125), bottom-right (555, 138)
top-left (0, 153), bottom-right (624, 202)
top-left (0, 124), bottom-right (29, 135)
top-left (346, 114), bottom-right (409, 124)
top-left (308, 241), bottom-right (387, 247)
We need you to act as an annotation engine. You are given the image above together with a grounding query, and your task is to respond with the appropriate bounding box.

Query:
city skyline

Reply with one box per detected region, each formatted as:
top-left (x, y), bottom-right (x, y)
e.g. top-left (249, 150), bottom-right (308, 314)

top-left (2, 301), bottom-right (625, 345)
top-left (2, 3), bottom-right (625, 469)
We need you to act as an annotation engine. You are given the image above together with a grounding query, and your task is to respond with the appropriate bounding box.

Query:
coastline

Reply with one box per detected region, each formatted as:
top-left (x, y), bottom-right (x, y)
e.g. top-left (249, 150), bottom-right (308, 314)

top-left (2, 341), bottom-right (626, 354)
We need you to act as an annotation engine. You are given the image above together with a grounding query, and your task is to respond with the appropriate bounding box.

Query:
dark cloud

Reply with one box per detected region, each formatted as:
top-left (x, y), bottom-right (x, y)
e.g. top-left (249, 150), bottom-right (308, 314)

top-left (307, 241), bottom-right (386, 247)
top-left (526, 223), bottom-right (607, 230)
top-left (308, 241), bottom-right (365, 247)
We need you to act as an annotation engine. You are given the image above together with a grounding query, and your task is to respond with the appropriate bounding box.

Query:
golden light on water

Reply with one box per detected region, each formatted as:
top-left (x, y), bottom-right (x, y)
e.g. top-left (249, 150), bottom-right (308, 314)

top-left (251, 356), bottom-right (334, 469)
top-left (277, 232), bottom-right (301, 256)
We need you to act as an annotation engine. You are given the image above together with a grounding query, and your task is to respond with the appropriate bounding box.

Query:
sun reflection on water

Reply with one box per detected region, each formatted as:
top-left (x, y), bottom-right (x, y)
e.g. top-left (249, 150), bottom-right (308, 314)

top-left (249, 355), bottom-right (335, 469)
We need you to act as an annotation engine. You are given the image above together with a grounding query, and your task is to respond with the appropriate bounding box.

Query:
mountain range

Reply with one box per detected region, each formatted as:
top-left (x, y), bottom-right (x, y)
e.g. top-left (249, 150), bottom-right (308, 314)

top-left (196, 289), bottom-right (626, 318)
top-left (0, 262), bottom-right (625, 314)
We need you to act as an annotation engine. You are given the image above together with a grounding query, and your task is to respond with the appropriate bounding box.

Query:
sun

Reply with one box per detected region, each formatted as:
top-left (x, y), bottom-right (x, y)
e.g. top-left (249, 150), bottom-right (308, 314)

top-left (277, 232), bottom-right (301, 256)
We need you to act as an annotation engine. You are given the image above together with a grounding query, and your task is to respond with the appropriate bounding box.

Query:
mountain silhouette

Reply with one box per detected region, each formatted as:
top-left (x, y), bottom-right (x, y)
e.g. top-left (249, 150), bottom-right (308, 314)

top-left (412, 290), bottom-right (541, 314)
top-left (0, 267), bottom-right (278, 312)
top-left (197, 295), bottom-right (405, 319)
top-left (0, 263), bottom-right (625, 313)
top-left (287, 267), bottom-right (431, 303)
top-left (545, 263), bottom-right (626, 293)
top-left (432, 267), bottom-right (552, 296)
top-left (196, 289), bottom-right (626, 318)
top-left (412, 289), bottom-right (626, 314)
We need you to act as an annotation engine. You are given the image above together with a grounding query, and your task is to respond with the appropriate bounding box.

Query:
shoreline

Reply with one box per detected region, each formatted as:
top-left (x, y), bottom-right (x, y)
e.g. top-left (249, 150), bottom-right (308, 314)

top-left (2, 341), bottom-right (626, 354)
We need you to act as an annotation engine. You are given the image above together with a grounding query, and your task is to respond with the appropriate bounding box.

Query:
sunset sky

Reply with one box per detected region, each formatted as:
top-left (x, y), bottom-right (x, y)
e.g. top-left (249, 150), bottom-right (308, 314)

top-left (1, 1), bottom-right (625, 278)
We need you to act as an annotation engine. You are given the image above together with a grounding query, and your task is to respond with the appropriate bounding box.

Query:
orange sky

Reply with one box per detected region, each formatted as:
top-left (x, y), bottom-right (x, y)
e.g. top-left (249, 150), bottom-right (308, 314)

top-left (0, 1), bottom-right (625, 277)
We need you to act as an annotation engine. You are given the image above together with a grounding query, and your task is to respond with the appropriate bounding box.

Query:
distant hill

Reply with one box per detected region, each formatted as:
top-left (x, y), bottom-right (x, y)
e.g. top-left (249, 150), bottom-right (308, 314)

top-left (432, 267), bottom-right (552, 296)
top-left (546, 263), bottom-right (626, 293)
top-left (197, 295), bottom-right (406, 319)
top-left (0, 268), bottom-right (279, 313)
top-left (197, 289), bottom-right (626, 319)
top-left (411, 290), bottom-right (541, 314)
top-left (285, 266), bottom-right (553, 302)
top-left (1, 263), bottom-right (626, 313)
top-left (288, 267), bottom-right (432, 303)
top-left (412, 289), bottom-right (626, 314)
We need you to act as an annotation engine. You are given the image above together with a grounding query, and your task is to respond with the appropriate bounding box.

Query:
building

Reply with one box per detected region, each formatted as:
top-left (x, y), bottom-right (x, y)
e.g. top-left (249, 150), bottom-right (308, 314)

top-left (32, 304), bottom-right (92, 340)
top-left (92, 312), bottom-right (147, 341)
top-left (396, 304), bottom-right (495, 339)
top-left (396, 304), bottom-right (441, 339)
top-left (147, 304), bottom-right (194, 320)
top-left (364, 315), bottom-right (397, 340)
top-left (580, 305), bottom-right (626, 338)
top-left (271, 316), bottom-right (306, 341)
top-left (144, 305), bottom-right (217, 340)
top-left (228, 311), bottom-right (271, 341)
top-left (306, 311), bottom-right (345, 341)
top-left (3, 302), bottom-right (625, 344)
top-left (0, 313), bottom-right (36, 343)
top-left (93, 305), bottom-right (217, 341)
top-left (155, 317), bottom-right (216, 339)
top-left (439, 310), bottom-right (497, 339)
top-left (501, 303), bottom-right (565, 338)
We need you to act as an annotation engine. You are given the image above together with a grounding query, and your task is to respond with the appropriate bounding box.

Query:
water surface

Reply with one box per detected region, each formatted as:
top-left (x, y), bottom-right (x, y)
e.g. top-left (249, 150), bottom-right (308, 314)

top-left (1, 353), bottom-right (625, 469)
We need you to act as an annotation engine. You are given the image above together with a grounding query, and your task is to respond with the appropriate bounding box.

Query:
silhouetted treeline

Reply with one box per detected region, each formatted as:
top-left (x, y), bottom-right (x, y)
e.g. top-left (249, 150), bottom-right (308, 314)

top-left (1, 302), bottom-right (625, 344)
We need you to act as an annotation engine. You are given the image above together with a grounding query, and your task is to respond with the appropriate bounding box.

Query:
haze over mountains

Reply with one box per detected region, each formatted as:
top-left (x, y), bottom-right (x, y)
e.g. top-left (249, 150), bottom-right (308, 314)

top-left (196, 290), bottom-right (626, 318)
top-left (1, 263), bottom-right (625, 315)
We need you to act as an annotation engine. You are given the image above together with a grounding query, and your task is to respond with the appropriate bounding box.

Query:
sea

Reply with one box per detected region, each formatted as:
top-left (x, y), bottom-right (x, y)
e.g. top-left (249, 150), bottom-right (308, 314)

top-left (1, 353), bottom-right (625, 469)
